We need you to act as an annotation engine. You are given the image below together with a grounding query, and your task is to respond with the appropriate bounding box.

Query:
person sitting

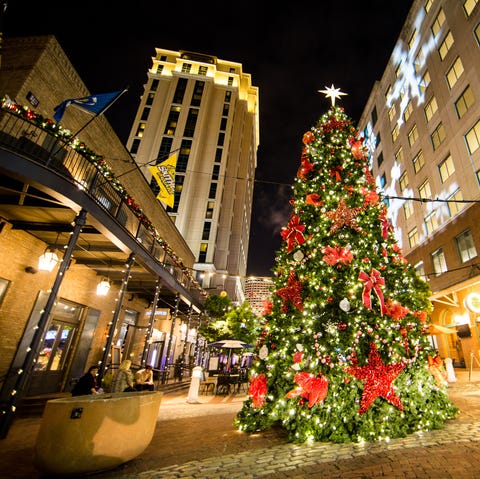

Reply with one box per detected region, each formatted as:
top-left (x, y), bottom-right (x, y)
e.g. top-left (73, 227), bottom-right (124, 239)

top-left (71, 365), bottom-right (101, 396)
top-left (135, 364), bottom-right (155, 391)
top-left (111, 359), bottom-right (136, 392)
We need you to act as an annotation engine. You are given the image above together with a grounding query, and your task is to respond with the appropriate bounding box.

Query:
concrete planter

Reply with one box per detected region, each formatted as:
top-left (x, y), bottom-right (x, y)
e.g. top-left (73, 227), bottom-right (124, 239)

top-left (34, 391), bottom-right (163, 476)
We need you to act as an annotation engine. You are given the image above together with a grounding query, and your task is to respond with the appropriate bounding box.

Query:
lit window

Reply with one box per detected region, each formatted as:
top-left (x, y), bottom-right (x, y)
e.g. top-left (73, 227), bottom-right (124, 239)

top-left (446, 57), bottom-right (464, 89)
top-left (439, 154), bottom-right (455, 182)
top-left (424, 96), bottom-right (438, 122)
top-left (419, 179), bottom-right (431, 199)
top-left (456, 229), bottom-right (477, 263)
top-left (424, 211), bottom-right (438, 235)
top-left (413, 150), bottom-right (425, 173)
top-left (395, 147), bottom-right (404, 164)
top-left (408, 30), bottom-right (418, 50)
top-left (399, 171), bottom-right (409, 192)
top-left (447, 189), bottom-right (464, 217)
top-left (403, 101), bottom-right (413, 122)
top-left (476, 23), bottom-right (480, 45)
top-left (463, 0), bottom-right (478, 17)
top-left (181, 63), bottom-right (192, 73)
top-left (135, 122), bottom-right (146, 138)
top-left (420, 70), bottom-right (431, 93)
top-left (404, 199), bottom-right (414, 219)
top-left (431, 123), bottom-right (446, 150)
top-left (408, 227), bottom-right (420, 248)
top-left (465, 119), bottom-right (480, 154)
top-left (432, 248), bottom-right (448, 276)
top-left (415, 262), bottom-right (426, 281)
top-left (391, 124), bottom-right (400, 143)
top-left (388, 104), bottom-right (396, 123)
top-left (425, 0), bottom-right (433, 13)
top-left (408, 124), bottom-right (419, 146)
top-left (455, 85), bottom-right (475, 118)
top-left (431, 8), bottom-right (446, 37)
top-left (198, 65), bottom-right (208, 76)
top-left (439, 31), bottom-right (454, 61)
top-left (414, 48), bottom-right (425, 72)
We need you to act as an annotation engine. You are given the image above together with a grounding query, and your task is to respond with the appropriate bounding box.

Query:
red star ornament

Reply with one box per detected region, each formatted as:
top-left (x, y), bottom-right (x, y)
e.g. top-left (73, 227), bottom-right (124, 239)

top-left (276, 270), bottom-right (304, 312)
top-left (325, 198), bottom-right (364, 234)
top-left (345, 343), bottom-right (405, 414)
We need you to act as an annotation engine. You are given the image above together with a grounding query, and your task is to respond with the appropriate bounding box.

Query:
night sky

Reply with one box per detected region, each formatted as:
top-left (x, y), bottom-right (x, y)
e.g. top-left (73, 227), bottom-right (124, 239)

top-left (3, 0), bottom-right (413, 276)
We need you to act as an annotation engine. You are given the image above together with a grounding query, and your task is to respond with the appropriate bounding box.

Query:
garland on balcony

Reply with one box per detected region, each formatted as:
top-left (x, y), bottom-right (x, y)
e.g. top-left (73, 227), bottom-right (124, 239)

top-left (1, 97), bottom-right (206, 296)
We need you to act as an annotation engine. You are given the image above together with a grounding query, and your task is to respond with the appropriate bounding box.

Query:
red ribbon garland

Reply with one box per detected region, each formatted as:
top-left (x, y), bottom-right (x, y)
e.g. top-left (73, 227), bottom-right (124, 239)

top-left (358, 269), bottom-right (386, 315)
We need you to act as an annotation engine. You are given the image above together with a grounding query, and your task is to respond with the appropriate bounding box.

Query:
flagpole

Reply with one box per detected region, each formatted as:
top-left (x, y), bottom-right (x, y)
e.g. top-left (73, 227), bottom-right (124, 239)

top-left (48, 87), bottom-right (129, 162)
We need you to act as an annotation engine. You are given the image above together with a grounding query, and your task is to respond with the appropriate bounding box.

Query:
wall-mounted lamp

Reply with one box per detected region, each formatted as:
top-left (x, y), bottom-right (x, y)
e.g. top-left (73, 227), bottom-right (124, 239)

top-left (38, 248), bottom-right (59, 272)
top-left (96, 278), bottom-right (111, 296)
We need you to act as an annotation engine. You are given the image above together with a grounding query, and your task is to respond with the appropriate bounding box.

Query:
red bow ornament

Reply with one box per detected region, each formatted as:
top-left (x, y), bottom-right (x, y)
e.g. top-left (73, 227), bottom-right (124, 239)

top-left (322, 245), bottom-right (353, 266)
top-left (298, 155), bottom-right (315, 181)
top-left (280, 215), bottom-right (306, 253)
top-left (358, 269), bottom-right (386, 315)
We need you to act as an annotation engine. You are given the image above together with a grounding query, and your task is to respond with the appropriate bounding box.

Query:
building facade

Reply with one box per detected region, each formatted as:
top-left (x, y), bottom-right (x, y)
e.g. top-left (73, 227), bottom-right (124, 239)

top-left (244, 276), bottom-right (273, 317)
top-left (0, 36), bottom-right (208, 437)
top-left (126, 49), bottom-right (260, 303)
top-left (358, 0), bottom-right (480, 368)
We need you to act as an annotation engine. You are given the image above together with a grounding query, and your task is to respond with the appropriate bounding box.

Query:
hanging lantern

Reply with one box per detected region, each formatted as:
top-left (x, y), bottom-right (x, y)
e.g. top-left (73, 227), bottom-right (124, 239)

top-left (96, 278), bottom-right (111, 296)
top-left (37, 249), bottom-right (59, 272)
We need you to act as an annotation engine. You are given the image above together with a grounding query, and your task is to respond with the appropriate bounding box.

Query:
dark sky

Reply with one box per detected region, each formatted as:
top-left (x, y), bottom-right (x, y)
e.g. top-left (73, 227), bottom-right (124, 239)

top-left (3, 0), bottom-right (413, 277)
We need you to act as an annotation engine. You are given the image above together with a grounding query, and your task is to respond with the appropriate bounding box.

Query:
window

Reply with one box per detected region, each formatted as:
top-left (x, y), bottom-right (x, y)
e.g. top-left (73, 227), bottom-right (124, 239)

top-left (408, 30), bottom-right (418, 50)
top-left (399, 171), bottom-right (409, 192)
top-left (476, 23), bottom-right (480, 45)
top-left (465, 119), bottom-right (480, 154)
top-left (198, 65), bottom-right (208, 76)
top-left (181, 63), bottom-right (192, 73)
top-left (455, 85), bottom-right (475, 118)
top-left (438, 154), bottom-right (455, 182)
top-left (425, 0), bottom-right (433, 13)
top-left (395, 147), bottom-right (404, 165)
top-left (408, 124), bottom-right (419, 146)
top-left (183, 108), bottom-right (199, 138)
top-left (408, 227), bottom-right (420, 248)
top-left (205, 201), bottom-right (215, 219)
top-left (413, 150), bottom-right (425, 173)
top-left (151, 79), bottom-right (159, 91)
top-left (432, 248), bottom-right (448, 276)
top-left (227, 77), bottom-right (234, 86)
top-left (464, 0), bottom-right (478, 16)
top-left (431, 8), bottom-right (446, 37)
top-left (191, 81), bottom-right (205, 107)
top-left (212, 164), bottom-right (220, 180)
top-left (446, 57), bottom-right (464, 89)
top-left (130, 138), bottom-right (140, 155)
top-left (215, 148), bottom-right (223, 162)
top-left (420, 70), bottom-right (431, 93)
top-left (198, 243), bottom-right (208, 263)
top-left (209, 182), bottom-right (217, 199)
top-left (135, 122), bottom-right (146, 138)
top-left (145, 92), bottom-right (155, 106)
top-left (447, 189), bottom-right (464, 216)
top-left (220, 117), bottom-right (228, 131)
top-left (438, 31), bottom-right (454, 61)
top-left (388, 104), bottom-right (396, 123)
top-left (164, 106), bottom-right (181, 135)
top-left (391, 124), bottom-right (400, 143)
top-left (202, 222), bottom-right (211, 240)
top-left (424, 211), bottom-right (438, 235)
top-left (414, 49), bottom-right (425, 72)
top-left (140, 107), bottom-right (150, 121)
top-left (176, 140), bottom-right (192, 173)
top-left (371, 106), bottom-right (378, 126)
top-left (377, 152), bottom-right (384, 168)
top-left (403, 199), bottom-right (414, 219)
top-left (456, 229), bottom-right (477, 263)
top-left (385, 84), bottom-right (393, 102)
top-left (404, 101), bottom-right (413, 122)
top-left (424, 96), bottom-right (438, 122)
top-left (217, 132), bottom-right (225, 146)
top-left (431, 123), bottom-right (446, 150)
top-left (415, 261), bottom-right (426, 280)
top-left (419, 179), bottom-right (432, 199)
top-left (173, 78), bottom-right (188, 104)
top-left (376, 132), bottom-right (381, 148)
top-left (380, 173), bottom-right (387, 189)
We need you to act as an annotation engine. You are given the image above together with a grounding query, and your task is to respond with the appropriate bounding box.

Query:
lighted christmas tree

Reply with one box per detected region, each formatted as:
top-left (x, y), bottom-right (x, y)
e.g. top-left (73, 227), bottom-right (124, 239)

top-left (235, 87), bottom-right (458, 443)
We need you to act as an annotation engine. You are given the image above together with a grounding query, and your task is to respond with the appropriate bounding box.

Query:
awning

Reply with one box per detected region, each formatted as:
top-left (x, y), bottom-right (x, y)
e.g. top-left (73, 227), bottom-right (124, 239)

top-left (428, 324), bottom-right (457, 335)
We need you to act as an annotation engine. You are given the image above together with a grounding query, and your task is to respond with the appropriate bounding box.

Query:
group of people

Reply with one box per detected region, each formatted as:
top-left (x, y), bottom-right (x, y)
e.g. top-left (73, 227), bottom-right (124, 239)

top-left (71, 359), bottom-right (155, 396)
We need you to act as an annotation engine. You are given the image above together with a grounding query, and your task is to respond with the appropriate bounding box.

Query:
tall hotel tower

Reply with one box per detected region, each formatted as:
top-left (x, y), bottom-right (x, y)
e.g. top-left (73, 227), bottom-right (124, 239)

top-left (126, 49), bottom-right (260, 303)
top-left (358, 0), bottom-right (480, 368)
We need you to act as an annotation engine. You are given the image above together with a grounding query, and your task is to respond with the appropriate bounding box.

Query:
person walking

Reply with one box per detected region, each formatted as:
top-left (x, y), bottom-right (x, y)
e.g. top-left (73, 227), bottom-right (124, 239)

top-left (111, 359), bottom-right (135, 392)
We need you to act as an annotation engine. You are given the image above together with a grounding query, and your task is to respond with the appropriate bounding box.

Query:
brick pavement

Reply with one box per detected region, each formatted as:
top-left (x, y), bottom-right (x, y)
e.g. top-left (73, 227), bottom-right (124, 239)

top-left (1, 370), bottom-right (480, 478)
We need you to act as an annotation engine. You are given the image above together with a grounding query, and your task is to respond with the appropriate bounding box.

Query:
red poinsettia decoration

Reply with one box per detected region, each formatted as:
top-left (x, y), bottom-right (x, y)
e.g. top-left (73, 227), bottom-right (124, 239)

top-left (330, 165), bottom-right (343, 182)
top-left (302, 131), bottom-right (315, 145)
top-left (297, 155), bottom-right (315, 180)
top-left (384, 299), bottom-right (409, 321)
top-left (248, 374), bottom-right (268, 408)
top-left (348, 136), bottom-right (366, 160)
top-left (280, 215), bottom-right (306, 253)
top-left (345, 343), bottom-right (405, 414)
top-left (361, 187), bottom-right (379, 205)
top-left (285, 372), bottom-right (329, 408)
top-left (322, 245), bottom-right (354, 266)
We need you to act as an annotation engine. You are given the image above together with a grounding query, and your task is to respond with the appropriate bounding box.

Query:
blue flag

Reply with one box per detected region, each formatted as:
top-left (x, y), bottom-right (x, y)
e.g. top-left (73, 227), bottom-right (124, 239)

top-left (53, 90), bottom-right (125, 122)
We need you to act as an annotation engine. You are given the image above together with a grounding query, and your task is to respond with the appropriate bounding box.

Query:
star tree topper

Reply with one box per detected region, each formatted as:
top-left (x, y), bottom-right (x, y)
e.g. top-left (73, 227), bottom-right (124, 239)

top-left (345, 343), bottom-right (406, 414)
top-left (318, 84), bottom-right (347, 106)
top-left (325, 198), bottom-right (364, 234)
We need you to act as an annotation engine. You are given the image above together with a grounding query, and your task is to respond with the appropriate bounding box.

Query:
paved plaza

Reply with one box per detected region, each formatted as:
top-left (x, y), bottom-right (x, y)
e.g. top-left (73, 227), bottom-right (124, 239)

top-left (2, 370), bottom-right (480, 478)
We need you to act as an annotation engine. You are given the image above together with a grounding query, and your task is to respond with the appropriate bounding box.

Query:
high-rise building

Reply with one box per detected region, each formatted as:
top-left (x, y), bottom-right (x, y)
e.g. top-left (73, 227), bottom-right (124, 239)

top-left (126, 49), bottom-right (260, 303)
top-left (244, 276), bottom-right (274, 317)
top-left (358, 0), bottom-right (480, 368)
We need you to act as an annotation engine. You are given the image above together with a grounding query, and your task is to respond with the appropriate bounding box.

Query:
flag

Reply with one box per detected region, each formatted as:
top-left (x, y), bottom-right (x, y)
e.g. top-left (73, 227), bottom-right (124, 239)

top-left (149, 154), bottom-right (177, 208)
top-left (53, 90), bottom-right (126, 122)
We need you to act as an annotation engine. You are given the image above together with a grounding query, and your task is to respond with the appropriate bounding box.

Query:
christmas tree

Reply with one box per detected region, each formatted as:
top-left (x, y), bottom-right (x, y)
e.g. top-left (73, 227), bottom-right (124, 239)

top-left (235, 87), bottom-right (458, 443)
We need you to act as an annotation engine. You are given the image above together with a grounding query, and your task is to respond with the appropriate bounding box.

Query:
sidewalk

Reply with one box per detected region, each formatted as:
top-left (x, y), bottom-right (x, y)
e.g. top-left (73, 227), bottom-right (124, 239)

top-left (2, 370), bottom-right (480, 478)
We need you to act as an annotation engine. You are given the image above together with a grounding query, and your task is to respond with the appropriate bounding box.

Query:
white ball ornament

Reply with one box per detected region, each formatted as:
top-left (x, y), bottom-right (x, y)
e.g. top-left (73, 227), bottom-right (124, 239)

top-left (259, 344), bottom-right (268, 359)
top-left (339, 298), bottom-right (351, 312)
